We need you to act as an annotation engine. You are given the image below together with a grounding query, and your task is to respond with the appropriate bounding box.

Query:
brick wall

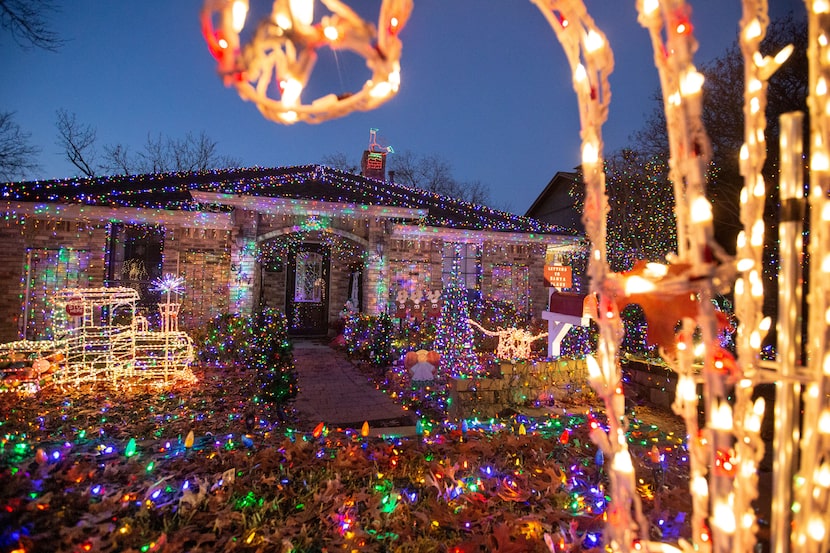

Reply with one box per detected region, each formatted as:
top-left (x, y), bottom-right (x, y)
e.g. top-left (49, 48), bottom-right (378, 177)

top-left (448, 358), bottom-right (588, 419)
top-left (0, 216), bottom-right (237, 341)
top-left (620, 358), bottom-right (680, 410)
top-left (261, 266), bottom-right (286, 313)
top-left (167, 227), bottom-right (233, 330)
top-left (0, 225), bottom-right (31, 342)
top-left (328, 261), bottom-right (352, 327)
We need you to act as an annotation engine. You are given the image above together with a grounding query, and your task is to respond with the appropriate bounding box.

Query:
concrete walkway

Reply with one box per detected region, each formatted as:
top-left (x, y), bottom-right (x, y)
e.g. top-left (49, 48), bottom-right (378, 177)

top-left (289, 339), bottom-right (417, 437)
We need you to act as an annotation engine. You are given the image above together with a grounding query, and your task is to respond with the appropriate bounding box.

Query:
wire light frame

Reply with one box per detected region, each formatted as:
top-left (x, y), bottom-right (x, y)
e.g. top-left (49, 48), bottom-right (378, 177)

top-left (196, 0), bottom-right (830, 549)
top-left (0, 287), bottom-right (197, 390)
top-left (201, 0), bottom-right (413, 124)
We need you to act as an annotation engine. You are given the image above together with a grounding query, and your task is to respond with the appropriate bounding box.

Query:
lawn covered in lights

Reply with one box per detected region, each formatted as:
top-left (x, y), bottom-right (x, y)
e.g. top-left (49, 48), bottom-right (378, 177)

top-left (0, 363), bottom-right (691, 553)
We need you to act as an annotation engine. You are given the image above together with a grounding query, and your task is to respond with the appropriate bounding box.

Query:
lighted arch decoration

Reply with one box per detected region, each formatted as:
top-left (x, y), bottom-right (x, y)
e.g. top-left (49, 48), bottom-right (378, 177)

top-left (256, 227), bottom-right (370, 266)
top-left (258, 225), bottom-right (370, 249)
top-left (201, 0), bottom-right (413, 124)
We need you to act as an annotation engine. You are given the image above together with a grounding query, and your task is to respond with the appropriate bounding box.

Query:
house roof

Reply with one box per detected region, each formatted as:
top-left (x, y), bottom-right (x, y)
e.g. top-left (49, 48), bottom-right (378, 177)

top-left (3, 165), bottom-right (578, 236)
top-left (524, 170), bottom-right (580, 218)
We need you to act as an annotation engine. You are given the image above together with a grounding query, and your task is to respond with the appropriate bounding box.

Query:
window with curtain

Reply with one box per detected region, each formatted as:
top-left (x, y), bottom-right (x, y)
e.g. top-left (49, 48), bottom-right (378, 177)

top-left (490, 263), bottom-right (530, 313)
top-left (23, 247), bottom-right (94, 339)
top-left (294, 251), bottom-right (323, 302)
top-left (441, 243), bottom-right (480, 290)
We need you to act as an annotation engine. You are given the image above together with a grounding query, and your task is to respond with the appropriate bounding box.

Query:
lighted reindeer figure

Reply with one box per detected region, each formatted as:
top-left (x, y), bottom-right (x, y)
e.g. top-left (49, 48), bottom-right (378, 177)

top-left (467, 319), bottom-right (548, 361)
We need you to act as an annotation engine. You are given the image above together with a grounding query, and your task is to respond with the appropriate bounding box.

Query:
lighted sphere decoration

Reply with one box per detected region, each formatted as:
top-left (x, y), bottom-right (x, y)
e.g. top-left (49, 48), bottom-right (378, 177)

top-left (201, 0), bottom-right (413, 124)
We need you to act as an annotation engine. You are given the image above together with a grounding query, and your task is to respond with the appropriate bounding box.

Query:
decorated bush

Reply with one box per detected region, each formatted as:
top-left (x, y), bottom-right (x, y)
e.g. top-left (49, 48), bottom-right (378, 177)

top-left (249, 309), bottom-right (296, 403)
top-left (192, 313), bottom-right (251, 366)
top-left (343, 313), bottom-right (394, 366)
top-left (390, 318), bottom-right (438, 358)
top-left (192, 310), bottom-right (296, 403)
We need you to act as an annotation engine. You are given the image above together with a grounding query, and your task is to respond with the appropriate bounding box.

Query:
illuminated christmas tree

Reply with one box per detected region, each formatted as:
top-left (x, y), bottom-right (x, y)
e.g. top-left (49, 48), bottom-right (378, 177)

top-left (434, 246), bottom-right (481, 378)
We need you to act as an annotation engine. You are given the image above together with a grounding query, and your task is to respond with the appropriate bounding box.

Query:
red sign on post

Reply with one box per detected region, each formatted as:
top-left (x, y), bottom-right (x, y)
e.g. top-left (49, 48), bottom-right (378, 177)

top-left (65, 297), bottom-right (84, 317)
top-left (544, 265), bottom-right (573, 288)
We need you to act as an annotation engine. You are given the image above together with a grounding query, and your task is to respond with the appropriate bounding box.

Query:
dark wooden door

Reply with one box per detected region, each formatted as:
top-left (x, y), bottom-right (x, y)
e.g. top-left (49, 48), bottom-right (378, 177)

top-left (286, 243), bottom-right (330, 335)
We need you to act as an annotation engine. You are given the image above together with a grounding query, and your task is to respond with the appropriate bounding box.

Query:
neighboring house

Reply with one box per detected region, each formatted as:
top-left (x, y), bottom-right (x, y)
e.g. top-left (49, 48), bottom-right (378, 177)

top-left (0, 165), bottom-right (584, 341)
top-left (525, 170), bottom-right (584, 234)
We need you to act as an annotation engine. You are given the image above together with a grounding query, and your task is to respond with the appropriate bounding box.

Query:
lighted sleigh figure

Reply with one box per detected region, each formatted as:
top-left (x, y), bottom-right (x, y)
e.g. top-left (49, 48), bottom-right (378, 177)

top-left (0, 279), bottom-right (196, 393)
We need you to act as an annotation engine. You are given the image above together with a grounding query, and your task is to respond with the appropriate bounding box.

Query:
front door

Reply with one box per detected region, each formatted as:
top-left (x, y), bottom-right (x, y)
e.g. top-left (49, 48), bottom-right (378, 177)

top-left (286, 243), bottom-right (330, 335)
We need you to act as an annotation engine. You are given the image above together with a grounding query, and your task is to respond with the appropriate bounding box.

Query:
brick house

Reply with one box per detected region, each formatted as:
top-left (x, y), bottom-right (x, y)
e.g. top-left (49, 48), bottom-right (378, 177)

top-left (0, 165), bottom-right (584, 341)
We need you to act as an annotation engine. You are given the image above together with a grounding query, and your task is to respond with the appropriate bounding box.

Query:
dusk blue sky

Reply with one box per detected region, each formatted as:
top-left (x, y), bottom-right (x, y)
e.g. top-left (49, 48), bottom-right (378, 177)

top-left (2, 1), bottom-right (804, 214)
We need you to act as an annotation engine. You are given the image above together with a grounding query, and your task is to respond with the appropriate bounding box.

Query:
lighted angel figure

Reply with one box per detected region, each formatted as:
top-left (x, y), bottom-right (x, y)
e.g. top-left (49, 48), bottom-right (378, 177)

top-left (403, 349), bottom-right (438, 387)
top-left (467, 319), bottom-right (548, 361)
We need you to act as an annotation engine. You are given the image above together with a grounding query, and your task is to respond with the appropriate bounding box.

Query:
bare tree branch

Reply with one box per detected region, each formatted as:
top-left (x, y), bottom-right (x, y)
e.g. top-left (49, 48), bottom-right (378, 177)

top-left (0, 111), bottom-right (40, 181)
top-left (55, 108), bottom-right (98, 177)
top-left (461, 180), bottom-right (491, 206)
top-left (138, 133), bottom-right (168, 173)
top-left (100, 131), bottom-right (239, 175)
top-left (0, 0), bottom-right (63, 51)
top-left (385, 150), bottom-right (492, 205)
top-left (101, 143), bottom-right (132, 175)
top-left (321, 152), bottom-right (359, 173)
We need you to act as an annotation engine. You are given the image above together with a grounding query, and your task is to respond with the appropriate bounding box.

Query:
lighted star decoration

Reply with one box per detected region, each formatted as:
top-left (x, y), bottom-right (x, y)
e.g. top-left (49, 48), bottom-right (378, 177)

top-left (152, 274), bottom-right (186, 301)
top-left (201, 0), bottom-right (413, 124)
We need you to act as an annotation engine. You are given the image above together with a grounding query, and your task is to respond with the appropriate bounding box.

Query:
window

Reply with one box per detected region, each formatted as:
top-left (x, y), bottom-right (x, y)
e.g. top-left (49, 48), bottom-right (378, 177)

top-left (23, 248), bottom-right (94, 339)
top-left (389, 260), bottom-right (435, 315)
top-left (390, 260), bottom-right (433, 298)
top-left (442, 243), bottom-right (480, 290)
top-left (491, 264), bottom-right (530, 313)
top-left (107, 224), bottom-right (164, 306)
top-left (294, 251), bottom-right (323, 302)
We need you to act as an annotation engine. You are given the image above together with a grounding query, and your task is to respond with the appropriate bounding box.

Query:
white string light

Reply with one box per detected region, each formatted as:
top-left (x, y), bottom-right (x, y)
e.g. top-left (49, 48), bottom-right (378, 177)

top-left (529, 3), bottom-right (655, 552)
top-left (201, 0), bottom-right (413, 124)
top-left (792, 4), bottom-right (830, 551)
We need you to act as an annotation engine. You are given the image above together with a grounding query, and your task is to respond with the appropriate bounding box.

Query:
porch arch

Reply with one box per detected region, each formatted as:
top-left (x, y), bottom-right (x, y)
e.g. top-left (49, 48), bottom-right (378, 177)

top-left (257, 226), bottom-right (370, 251)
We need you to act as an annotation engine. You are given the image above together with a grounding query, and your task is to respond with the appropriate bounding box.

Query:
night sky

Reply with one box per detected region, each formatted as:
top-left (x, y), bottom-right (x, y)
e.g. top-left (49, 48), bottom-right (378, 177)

top-left (1, 0), bottom-right (805, 214)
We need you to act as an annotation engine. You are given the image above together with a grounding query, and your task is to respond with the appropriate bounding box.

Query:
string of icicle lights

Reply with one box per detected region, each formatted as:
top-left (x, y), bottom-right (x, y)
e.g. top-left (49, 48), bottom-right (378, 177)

top-left (2, 166), bottom-right (571, 235)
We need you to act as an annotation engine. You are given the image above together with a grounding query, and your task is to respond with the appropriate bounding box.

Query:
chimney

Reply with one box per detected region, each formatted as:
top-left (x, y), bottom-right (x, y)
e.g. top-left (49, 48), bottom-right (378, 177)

top-left (360, 150), bottom-right (386, 180)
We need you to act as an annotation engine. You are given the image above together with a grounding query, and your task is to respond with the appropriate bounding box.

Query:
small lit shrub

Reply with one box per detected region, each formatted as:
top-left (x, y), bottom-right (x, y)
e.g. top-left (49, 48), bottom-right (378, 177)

top-left (192, 310), bottom-right (296, 403)
top-left (343, 313), bottom-right (394, 366)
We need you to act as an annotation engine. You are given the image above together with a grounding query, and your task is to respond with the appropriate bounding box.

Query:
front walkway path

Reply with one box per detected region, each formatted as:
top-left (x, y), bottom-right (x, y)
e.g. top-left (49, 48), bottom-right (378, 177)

top-left (289, 339), bottom-right (417, 437)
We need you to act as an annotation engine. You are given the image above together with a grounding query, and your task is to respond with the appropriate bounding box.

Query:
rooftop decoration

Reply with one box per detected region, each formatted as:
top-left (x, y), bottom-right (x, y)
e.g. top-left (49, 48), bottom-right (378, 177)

top-left (3, 165), bottom-right (574, 236)
top-left (201, 0), bottom-right (413, 124)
